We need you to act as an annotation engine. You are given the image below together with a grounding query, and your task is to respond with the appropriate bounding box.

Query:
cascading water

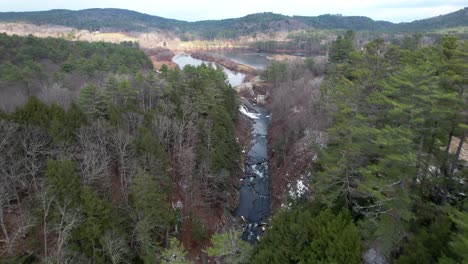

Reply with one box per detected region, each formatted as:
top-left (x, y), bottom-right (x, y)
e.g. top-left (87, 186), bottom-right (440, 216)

top-left (236, 104), bottom-right (270, 242)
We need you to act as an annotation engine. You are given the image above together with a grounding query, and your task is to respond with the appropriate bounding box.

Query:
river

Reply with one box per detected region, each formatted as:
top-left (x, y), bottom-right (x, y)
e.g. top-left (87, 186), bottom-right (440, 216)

top-left (172, 54), bottom-right (246, 87)
top-left (236, 105), bottom-right (270, 242)
top-left (172, 53), bottom-right (270, 243)
top-left (209, 50), bottom-right (271, 70)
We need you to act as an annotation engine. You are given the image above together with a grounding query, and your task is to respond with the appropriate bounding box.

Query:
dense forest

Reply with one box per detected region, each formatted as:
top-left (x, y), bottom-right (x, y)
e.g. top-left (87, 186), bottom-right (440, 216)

top-left (0, 8), bottom-right (467, 39)
top-left (0, 12), bottom-right (467, 263)
top-left (249, 32), bottom-right (467, 263)
top-left (0, 34), bottom-right (243, 263)
top-left (0, 33), bottom-right (152, 111)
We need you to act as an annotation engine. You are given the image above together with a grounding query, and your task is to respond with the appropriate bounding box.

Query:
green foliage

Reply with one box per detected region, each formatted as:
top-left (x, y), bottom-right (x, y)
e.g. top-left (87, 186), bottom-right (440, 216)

top-left (44, 159), bottom-right (125, 263)
top-left (12, 96), bottom-right (86, 142)
top-left (12, 96), bottom-right (50, 127)
top-left (316, 36), bottom-right (467, 261)
top-left (191, 216), bottom-right (209, 244)
top-left (135, 127), bottom-right (170, 176)
top-left (0, 33), bottom-right (153, 88)
top-left (44, 159), bottom-right (82, 205)
top-left (161, 238), bottom-right (193, 264)
top-left (401, 33), bottom-right (423, 50)
top-left (79, 84), bottom-right (109, 118)
top-left (72, 186), bottom-right (121, 263)
top-left (130, 169), bottom-right (175, 262)
top-left (329, 30), bottom-right (356, 63)
top-left (304, 57), bottom-right (315, 71)
top-left (174, 64), bottom-right (239, 172)
top-left (48, 102), bottom-right (86, 142)
top-left (130, 169), bottom-right (174, 229)
top-left (207, 230), bottom-right (252, 264)
top-left (439, 205), bottom-right (468, 263)
top-left (261, 62), bottom-right (287, 83)
top-left (396, 214), bottom-right (452, 264)
top-left (251, 203), bottom-right (361, 264)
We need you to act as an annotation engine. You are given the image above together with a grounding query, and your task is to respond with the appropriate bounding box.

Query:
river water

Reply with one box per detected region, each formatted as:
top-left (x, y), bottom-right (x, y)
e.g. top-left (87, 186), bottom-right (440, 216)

top-left (172, 54), bottom-right (245, 87)
top-left (209, 50), bottom-right (271, 70)
top-left (236, 105), bottom-right (270, 242)
top-left (172, 53), bottom-right (270, 243)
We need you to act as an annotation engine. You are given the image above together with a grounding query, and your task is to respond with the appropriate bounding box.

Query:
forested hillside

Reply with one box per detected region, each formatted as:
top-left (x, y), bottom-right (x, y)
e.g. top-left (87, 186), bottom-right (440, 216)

top-left (249, 33), bottom-right (467, 263)
top-left (0, 7), bottom-right (466, 39)
top-left (0, 9), bottom-right (186, 32)
top-left (0, 10), bottom-right (467, 262)
top-left (0, 33), bottom-right (152, 111)
top-left (0, 34), bottom-right (241, 263)
top-left (394, 7), bottom-right (468, 32)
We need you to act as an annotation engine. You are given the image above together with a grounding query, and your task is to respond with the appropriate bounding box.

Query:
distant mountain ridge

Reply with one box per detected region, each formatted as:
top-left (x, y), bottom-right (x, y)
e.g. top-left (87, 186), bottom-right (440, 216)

top-left (0, 7), bottom-right (466, 38)
top-left (393, 7), bottom-right (468, 31)
top-left (0, 8), bottom-right (187, 32)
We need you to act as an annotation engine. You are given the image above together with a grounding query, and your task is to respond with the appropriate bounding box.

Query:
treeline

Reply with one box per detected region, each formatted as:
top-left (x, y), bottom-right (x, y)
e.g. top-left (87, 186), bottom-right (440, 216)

top-left (0, 34), bottom-right (241, 263)
top-left (249, 29), bottom-right (334, 55)
top-left (250, 33), bottom-right (467, 263)
top-left (249, 30), bottom-right (386, 55)
top-left (0, 33), bottom-right (152, 111)
top-left (0, 33), bottom-right (151, 85)
top-left (1, 8), bottom-right (467, 40)
top-left (0, 9), bottom-right (184, 32)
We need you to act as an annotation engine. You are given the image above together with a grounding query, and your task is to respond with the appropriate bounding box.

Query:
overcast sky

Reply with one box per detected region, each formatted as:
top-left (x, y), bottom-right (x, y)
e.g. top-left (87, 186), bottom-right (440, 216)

top-left (0, 0), bottom-right (466, 23)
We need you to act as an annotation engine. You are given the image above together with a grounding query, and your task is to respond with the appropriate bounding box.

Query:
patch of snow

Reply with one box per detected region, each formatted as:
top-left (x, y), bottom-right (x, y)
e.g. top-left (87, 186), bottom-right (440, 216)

top-left (296, 180), bottom-right (307, 196)
top-left (172, 200), bottom-right (183, 209)
top-left (287, 175), bottom-right (310, 200)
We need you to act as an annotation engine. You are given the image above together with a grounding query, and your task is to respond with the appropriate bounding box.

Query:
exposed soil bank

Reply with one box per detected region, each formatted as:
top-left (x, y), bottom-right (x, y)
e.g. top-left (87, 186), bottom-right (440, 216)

top-left (143, 48), bottom-right (179, 69)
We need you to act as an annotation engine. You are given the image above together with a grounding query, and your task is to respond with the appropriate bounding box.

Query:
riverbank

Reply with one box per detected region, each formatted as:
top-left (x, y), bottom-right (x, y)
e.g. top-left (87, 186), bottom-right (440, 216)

top-left (190, 51), bottom-right (261, 79)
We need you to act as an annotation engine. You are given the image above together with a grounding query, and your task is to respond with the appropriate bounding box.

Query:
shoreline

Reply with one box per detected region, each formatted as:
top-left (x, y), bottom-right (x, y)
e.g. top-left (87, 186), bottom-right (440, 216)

top-left (189, 51), bottom-right (261, 79)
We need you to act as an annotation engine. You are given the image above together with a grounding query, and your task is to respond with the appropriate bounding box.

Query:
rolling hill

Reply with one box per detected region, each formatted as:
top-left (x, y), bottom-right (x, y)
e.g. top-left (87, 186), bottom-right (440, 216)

top-left (0, 7), bottom-right (466, 38)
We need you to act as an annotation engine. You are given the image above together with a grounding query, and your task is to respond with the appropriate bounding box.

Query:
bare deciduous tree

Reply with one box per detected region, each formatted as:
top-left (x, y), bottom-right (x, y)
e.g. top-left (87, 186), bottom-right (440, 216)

top-left (76, 121), bottom-right (111, 191)
top-left (0, 181), bottom-right (34, 256)
top-left (37, 83), bottom-right (75, 110)
top-left (54, 198), bottom-right (81, 262)
top-left (20, 126), bottom-right (50, 193)
top-left (0, 183), bottom-right (15, 254)
top-left (38, 185), bottom-right (55, 258)
top-left (110, 128), bottom-right (136, 203)
top-left (102, 231), bottom-right (130, 264)
top-left (173, 98), bottom-right (198, 183)
top-left (152, 100), bottom-right (177, 149)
